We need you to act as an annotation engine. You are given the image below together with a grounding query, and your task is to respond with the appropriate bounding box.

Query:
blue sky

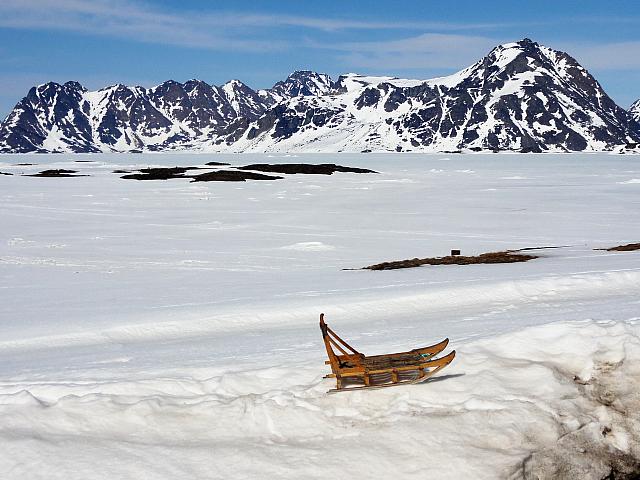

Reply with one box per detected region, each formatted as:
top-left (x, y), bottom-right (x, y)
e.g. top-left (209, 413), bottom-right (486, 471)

top-left (1, 0), bottom-right (639, 119)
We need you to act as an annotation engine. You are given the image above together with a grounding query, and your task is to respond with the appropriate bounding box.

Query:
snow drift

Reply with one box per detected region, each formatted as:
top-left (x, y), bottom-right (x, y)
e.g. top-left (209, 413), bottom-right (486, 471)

top-left (0, 320), bottom-right (638, 479)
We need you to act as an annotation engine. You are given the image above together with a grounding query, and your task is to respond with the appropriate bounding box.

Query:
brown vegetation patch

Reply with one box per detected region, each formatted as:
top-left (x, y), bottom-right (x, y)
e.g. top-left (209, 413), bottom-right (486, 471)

top-left (598, 243), bottom-right (640, 252)
top-left (237, 163), bottom-right (378, 175)
top-left (205, 161), bottom-right (231, 166)
top-left (191, 170), bottom-right (282, 182)
top-left (363, 251), bottom-right (538, 271)
top-left (27, 169), bottom-right (88, 177)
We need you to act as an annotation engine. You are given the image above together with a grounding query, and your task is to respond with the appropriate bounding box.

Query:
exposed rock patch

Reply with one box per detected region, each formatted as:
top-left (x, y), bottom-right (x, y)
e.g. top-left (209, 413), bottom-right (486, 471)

top-left (191, 170), bottom-right (282, 182)
top-left (598, 243), bottom-right (640, 252)
top-left (362, 251), bottom-right (538, 270)
top-left (120, 166), bottom-right (282, 182)
top-left (27, 169), bottom-right (88, 177)
top-left (121, 167), bottom-right (195, 180)
top-left (237, 163), bottom-right (378, 175)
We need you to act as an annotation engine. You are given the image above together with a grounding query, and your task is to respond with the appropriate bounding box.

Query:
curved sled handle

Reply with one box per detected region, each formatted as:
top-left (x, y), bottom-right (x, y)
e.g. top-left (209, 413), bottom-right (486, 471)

top-left (320, 313), bottom-right (327, 335)
top-left (319, 313), bottom-right (361, 356)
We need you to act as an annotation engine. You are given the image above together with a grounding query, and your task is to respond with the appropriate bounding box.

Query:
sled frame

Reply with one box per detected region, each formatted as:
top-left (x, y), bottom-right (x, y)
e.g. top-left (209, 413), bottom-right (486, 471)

top-left (320, 313), bottom-right (455, 392)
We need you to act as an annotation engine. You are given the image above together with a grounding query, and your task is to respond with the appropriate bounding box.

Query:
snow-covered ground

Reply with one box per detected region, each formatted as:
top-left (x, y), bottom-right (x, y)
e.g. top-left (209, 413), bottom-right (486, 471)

top-left (0, 153), bottom-right (639, 479)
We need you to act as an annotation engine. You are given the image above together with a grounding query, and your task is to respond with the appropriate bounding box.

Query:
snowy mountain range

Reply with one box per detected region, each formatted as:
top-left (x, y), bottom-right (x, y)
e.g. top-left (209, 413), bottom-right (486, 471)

top-left (1, 38), bottom-right (639, 154)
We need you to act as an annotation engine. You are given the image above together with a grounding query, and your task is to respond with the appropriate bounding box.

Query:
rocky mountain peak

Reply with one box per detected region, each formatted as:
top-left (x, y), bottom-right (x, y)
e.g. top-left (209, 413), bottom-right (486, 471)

top-left (222, 79), bottom-right (249, 92)
top-left (264, 70), bottom-right (333, 103)
top-left (28, 81), bottom-right (83, 102)
top-left (475, 37), bottom-right (573, 81)
top-left (63, 81), bottom-right (87, 93)
top-left (183, 79), bottom-right (209, 91)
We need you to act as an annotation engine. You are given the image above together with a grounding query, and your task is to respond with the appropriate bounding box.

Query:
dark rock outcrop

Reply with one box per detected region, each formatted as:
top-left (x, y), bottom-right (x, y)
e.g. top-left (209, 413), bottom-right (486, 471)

top-left (237, 163), bottom-right (378, 175)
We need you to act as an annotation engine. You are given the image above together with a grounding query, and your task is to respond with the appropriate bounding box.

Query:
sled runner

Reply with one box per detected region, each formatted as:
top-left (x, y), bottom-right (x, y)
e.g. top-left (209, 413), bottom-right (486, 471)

top-left (320, 313), bottom-right (455, 393)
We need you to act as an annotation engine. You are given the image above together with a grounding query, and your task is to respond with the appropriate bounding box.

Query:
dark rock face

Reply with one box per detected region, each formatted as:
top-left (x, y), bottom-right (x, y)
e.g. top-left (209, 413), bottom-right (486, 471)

top-left (2, 39), bottom-right (639, 153)
top-left (94, 85), bottom-right (172, 148)
top-left (237, 164), bottom-right (378, 175)
top-left (630, 100), bottom-right (640, 123)
top-left (355, 88), bottom-right (381, 109)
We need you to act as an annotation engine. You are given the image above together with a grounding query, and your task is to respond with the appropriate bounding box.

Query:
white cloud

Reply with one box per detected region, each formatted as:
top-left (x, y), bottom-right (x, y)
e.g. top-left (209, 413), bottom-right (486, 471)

top-left (0, 0), bottom-right (284, 51)
top-left (315, 33), bottom-right (640, 74)
top-left (559, 41), bottom-right (640, 70)
top-left (317, 33), bottom-right (503, 71)
top-left (3, 0), bottom-right (638, 74)
top-left (0, 0), bottom-right (513, 52)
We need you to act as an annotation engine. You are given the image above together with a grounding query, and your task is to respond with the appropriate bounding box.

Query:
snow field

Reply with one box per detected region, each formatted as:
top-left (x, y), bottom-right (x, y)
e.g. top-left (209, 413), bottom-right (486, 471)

top-left (0, 153), bottom-right (639, 478)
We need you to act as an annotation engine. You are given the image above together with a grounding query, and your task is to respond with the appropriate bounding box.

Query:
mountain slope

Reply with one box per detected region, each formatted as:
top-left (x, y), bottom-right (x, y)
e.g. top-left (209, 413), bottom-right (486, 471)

top-left (1, 39), bottom-right (639, 153)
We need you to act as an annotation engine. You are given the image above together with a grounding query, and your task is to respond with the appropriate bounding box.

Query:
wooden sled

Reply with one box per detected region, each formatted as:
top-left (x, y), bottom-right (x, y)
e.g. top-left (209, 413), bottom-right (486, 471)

top-left (320, 313), bottom-right (455, 393)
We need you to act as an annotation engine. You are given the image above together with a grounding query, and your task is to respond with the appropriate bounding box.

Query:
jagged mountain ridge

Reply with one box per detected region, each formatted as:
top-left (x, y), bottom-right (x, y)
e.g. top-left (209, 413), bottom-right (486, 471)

top-left (1, 38), bottom-right (639, 153)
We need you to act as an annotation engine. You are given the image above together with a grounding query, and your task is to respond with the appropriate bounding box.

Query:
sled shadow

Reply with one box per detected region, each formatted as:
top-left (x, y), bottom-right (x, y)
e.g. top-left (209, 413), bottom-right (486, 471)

top-left (422, 373), bottom-right (466, 384)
